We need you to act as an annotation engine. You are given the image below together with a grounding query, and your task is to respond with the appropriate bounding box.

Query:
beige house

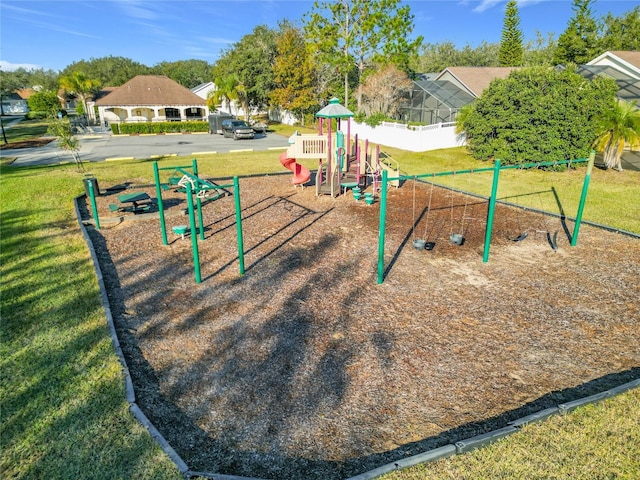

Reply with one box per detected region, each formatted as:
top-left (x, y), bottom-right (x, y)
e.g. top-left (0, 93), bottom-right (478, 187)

top-left (94, 75), bottom-right (208, 125)
top-left (582, 51), bottom-right (640, 104)
top-left (434, 67), bottom-right (520, 97)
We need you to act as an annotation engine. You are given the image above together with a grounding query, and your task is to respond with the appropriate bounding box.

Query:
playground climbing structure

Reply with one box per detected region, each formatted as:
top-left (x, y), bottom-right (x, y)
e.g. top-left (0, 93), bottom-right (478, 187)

top-left (281, 98), bottom-right (400, 197)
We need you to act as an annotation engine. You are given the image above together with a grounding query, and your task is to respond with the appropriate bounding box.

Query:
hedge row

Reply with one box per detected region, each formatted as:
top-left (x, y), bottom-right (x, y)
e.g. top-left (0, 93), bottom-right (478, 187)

top-left (111, 121), bottom-right (209, 135)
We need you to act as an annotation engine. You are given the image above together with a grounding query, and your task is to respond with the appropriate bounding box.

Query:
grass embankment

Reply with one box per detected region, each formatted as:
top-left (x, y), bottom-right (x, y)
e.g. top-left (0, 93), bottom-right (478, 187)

top-left (1, 133), bottom-right (638, 479)
top-left (0, 118), bottom-right (51, 144)
top-left (0, 162), bottom-right (183, 479)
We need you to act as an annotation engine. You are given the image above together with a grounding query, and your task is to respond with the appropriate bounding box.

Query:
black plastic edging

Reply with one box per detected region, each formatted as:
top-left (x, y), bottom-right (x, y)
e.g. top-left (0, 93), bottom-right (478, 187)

top-left (186, 471), bottom-right (270, 480)
top-left (345, 445), bottom-right (456, 480)
top-left (508, 407), bottom-right (560, 428)
top-left (454, 426), bottom-right (519, 454)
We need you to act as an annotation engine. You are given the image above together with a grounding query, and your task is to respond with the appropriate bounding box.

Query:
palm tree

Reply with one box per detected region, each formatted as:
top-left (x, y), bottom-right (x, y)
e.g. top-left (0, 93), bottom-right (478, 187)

top-left (208, 74), bottom-right (240, 116)
top-left (593, 99), bottom-right (640, 171)
top-left (59, 71), bottom-right (101, 121)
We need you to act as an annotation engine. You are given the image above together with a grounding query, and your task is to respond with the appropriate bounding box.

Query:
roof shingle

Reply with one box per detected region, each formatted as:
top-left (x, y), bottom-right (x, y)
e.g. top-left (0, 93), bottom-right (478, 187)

top-left (95, 75), bottom-right (206, 106)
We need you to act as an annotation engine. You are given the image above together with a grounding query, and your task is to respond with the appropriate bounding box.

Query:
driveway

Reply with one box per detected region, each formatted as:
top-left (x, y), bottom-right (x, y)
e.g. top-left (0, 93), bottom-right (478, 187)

top-left (2, 131), bottom-right (290, 167)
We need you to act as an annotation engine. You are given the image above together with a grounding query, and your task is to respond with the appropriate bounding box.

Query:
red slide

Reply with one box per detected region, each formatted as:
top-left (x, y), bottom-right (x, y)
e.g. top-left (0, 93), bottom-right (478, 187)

top-left (279, 151), bottom-right (311, 185)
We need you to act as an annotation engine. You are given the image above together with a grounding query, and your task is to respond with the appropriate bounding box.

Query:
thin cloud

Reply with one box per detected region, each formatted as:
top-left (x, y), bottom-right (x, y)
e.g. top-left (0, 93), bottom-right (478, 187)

top-left (1, 3), bottom-right (55, 18)
top-left (113, 0), bottom-right (158, 20)
top-left (472, 0), bottom-right (503, 13)
top-left (200, 36), bottom-right (237, 46)
top-left (0, 60), bottom-right (43, 72)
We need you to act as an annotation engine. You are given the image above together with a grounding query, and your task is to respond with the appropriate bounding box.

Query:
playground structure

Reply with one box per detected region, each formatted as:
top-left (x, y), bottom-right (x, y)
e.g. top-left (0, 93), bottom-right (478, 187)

top-left (280, 98), bottom-right (400, 196)
top-left (153, 159), bottom-right (245, 283)
top-left (376, 153), bottom-right (597, 283)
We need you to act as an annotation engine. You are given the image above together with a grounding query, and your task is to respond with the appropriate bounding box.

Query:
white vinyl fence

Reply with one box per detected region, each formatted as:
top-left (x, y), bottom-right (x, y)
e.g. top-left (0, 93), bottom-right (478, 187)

top-left (350, 121), bottom-right (466, 152)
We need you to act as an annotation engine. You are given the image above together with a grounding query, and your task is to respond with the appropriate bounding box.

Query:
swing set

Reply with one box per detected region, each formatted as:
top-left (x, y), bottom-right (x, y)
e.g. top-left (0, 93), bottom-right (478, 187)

top-left (507, 185), bottom-right (561, 250)
top-left (410, 170), bottom-right (478, 251)
top-left (153, 159), bottom-right (245, 284)
top-left (378, 152), bottom-right (596, 284)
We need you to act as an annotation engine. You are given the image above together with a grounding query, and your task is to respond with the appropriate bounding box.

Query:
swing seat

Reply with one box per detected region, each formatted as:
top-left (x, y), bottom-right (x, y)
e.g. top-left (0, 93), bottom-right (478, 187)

top-left (450, 233), bottom-right (464, 245)
top-left (172, 225), bottom-right (189, 240)
top-left (413, 239), bottom-right (426, 250)
top-left (548, 231), bottom-right (559, 251)
top-left (513, 232), bottom-right (529, 242)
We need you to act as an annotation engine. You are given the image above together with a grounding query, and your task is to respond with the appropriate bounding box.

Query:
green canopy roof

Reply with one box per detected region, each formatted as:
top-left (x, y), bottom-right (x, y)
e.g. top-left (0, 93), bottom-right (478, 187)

top-left (316, 98), bottom-right (354, 118)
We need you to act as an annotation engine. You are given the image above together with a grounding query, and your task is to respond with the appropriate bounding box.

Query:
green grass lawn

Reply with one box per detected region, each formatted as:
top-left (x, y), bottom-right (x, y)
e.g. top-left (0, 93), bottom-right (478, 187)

top-left (1, 142), bottom-right (638, 479)
top-left (1, 117), bottom-right (51, 143)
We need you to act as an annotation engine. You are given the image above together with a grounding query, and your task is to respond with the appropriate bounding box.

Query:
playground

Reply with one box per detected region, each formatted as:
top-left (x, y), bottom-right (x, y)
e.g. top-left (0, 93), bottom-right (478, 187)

top-left (84, 166), bottom-right (640, 479)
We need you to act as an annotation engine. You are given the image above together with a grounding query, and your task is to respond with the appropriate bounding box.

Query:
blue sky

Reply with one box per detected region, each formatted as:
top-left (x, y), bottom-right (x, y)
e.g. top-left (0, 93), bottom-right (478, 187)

top-left (0, 0), bottom-right (636, 72)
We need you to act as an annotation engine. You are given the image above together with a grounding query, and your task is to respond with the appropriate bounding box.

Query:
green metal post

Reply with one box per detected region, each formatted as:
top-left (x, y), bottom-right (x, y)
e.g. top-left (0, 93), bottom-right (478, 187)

top-left (86, 179), bottom-right (100, 230)
top-left (192, 158), bottom-right (205, 240)
top-left (185, 183), bottom-right (201, 283)
top-left (153, 161), bottom-right (168, 245)
top-left (233, 176), bottom-right (245, 275)
top-left (482, 159), bottom-right (501, 263)
top-left (377, 170), bottom-right (388, 284)
top-left (571, 150), bottom-right (595, 247)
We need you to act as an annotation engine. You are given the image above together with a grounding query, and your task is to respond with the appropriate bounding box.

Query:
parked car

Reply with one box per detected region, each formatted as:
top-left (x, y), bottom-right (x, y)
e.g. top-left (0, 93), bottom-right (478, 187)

top-left (221, 119), bottom-right (255, 140)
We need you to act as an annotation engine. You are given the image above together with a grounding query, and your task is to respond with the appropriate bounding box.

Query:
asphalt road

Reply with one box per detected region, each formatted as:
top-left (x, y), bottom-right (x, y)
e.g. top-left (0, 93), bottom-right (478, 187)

top-left (2, 130), bottom-right (291, 167)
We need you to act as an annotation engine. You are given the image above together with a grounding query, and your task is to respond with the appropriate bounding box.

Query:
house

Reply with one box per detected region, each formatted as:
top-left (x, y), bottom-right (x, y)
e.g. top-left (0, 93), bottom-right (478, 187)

top-left (401, 67), bottom-right (517, 125)
top-left (191, 82), bottom-right (216, 100)
top-left (1, 88), bottom-right (33, 114)
top-left (434, 67), bottom-right (520, 98)
top-left (400, 80), bottom-right (476, 124)
top-left (401, 54), bottom-right (640, 126)
top-left (94, 75), bottom-right (208, 125)
top-left (579, 51), bottom-right (640, 104)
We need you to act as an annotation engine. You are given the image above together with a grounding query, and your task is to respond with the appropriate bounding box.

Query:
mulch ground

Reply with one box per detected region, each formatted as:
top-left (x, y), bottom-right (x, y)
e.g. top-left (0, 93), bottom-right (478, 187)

top-left (0, 138), bottom-right (55, 150)
top-left (84, 174), bottom-right (640, 480)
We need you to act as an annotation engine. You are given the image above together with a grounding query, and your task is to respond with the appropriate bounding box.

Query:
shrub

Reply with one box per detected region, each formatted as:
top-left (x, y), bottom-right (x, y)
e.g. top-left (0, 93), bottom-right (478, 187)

top-left (110, 120), bottom-right (209, 135)
top-left (364, 112), bottom-right (389, 127)
top-left (461, 66), bottom-right (617, 165)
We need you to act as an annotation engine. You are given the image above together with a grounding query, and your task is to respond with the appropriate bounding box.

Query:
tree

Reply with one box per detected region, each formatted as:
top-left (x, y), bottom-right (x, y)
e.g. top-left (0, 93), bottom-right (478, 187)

top-left (459, 66), bottom-right (617, 165)
top-left (212, 25), bottom-right (278, 114)
top-left (151, 59), bottom-right (213, 88)
top-left (27, 91), bottom-right (60, 117)
top-left (523, 32), bottom-right (557, 67)
top-left (209, 74), bottom-right (240, 115)
top-left (61, 56), bottom-right (150, 87)
top-left (499, 0), bottom-right (523, 66)
top-left (411, 41), bottom-right (500, 73)
top-left (553, 0), bottom-right (599, 65)
top-left (47, 118), bottom-right (83, 171)
top-left (270, 24), bottom-right (318, 125)
top-left (0, 67), bottom-right (58, 93)
top-left (592, 99), bottom-right (640, 171)
top-left (359, 64), bottom-right (412, 118)
top-left (304, 0), bottom-right (422, 110)
top-left (598, 6), bottom-right (640, 52)
top-left (59, 71), bottom-right (101, 119)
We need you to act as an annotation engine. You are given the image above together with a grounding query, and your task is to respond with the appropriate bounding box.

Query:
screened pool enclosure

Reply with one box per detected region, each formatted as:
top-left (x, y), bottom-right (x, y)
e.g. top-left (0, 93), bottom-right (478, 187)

top-left (399, 80), bottom-right (476, 125)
